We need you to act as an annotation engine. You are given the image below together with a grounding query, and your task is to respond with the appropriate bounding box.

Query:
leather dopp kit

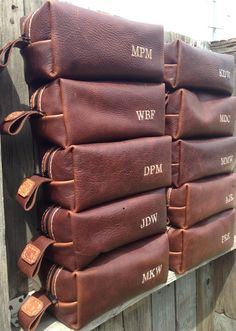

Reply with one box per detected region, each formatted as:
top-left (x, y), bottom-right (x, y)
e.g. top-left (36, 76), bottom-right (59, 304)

top-left (0, 0), bottom-right (235, 330)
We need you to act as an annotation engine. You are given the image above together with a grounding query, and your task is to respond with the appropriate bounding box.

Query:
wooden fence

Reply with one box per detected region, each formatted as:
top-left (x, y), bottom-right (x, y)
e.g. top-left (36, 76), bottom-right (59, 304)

top-left (0, 1), bottom-right (236, 330)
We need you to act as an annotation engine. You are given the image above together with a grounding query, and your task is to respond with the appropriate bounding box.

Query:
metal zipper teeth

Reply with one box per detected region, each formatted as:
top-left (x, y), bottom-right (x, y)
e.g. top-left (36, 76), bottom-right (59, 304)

top-left (41, 206), bottom-right (56, 237)
top-left (21, 12), bottom-right (33, 42)
top-left (46, 265), bottom-right (58, 303)
top-left (41, 147), bottom-right (58, 178)
top-left (30, 88), bottom-right (42, 111)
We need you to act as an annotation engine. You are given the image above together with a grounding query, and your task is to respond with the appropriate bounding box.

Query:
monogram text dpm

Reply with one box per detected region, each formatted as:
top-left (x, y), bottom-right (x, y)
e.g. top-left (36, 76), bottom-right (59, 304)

top-left (142, 264), bottom-right (162, 284)
top-left (225, 193), bottom-right (234, 204)
top-left (136, 110), bottom-right (156, 121)
top-left (221, 155), bottom-right (234, 166)
top-left (140, 212), bottom-right (158, 229)
top-left (131, 45), bottom-right (152, 60)
top-left (220, 114), bottom-right (231, 123)
top-left (222, 232), bottom-right (231, 244)
top-left (219, 69), bottom-right (230, 79)
top-left (144, 164), bottom-right (163, 176)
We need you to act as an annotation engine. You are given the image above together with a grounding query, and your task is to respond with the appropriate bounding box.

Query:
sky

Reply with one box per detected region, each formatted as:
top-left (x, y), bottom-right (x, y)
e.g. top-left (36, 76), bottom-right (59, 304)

top-left (67, 0), bottom-right (236, 42)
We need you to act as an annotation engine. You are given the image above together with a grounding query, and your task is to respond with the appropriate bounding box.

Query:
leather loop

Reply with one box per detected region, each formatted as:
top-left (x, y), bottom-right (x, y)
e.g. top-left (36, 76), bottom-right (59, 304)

top-left (18, 235), bottom-right (55, 278)
top-left (18, 291), bottom-right (52, 331)
top-left (0, 38), bottom-right (28, 72)
top-left (1, 110), bottom-right (43, 135)
top-left (16, 175), bottom-right (52, 211)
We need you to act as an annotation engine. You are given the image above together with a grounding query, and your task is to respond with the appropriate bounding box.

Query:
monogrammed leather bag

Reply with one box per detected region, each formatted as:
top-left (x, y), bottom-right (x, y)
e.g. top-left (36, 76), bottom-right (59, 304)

top-left (164, 40), bottom-right (234, 95)
top-left (0, 1), bottom-right (164, 86)
top-left (17, 189), bottom-right (167, 274)
top-left (172, 136), bottom-right (236, 187)
top-left (18, 234), bottom-right (169, 330)
top-left (168, 209), bottom-right (235, 274)
top-left (16, 136), bottom-right (172, 212)
top-left (2, 80), bottom-right (165, 147)
top-left (167, 173), bottom-right (236, 228)
top-left (165, 89), bottom-right (236, 139)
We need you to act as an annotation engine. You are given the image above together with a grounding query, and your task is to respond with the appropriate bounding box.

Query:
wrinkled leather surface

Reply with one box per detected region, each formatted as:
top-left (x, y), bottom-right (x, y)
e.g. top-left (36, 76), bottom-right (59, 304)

top-left (21, 1), bottom-right (164, 85)
top-left (172, 136), bottom-right (236, 187)
top-left (40, 234), bottom-right (169, 329)
top-left (42, 189), bottom-right (167, 270)
top-left (166, 89), bottom-right (236, 139)
top-left (164, 40), bottom-right (234, 95)
top-left (31, 79), bottom-right (165, 147)
top-left (168, 209), bottom-right (235, 274)
top-left (42, 136), bottom-right (171, 211)
top-left (168, 173), bottom-right (236, 228)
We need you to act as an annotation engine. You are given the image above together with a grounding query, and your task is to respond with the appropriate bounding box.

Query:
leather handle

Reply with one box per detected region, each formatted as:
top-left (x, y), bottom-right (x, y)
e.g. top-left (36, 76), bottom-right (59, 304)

top-left (16, 175), bottom-right (52, 211)
top-left (18, 291), bottom-right (52, 331)
top-left (1, 110), bottom-right (43, 135)
top-left (18, 235), bottom-right (55, 278)
top-left (0, 38), bottom-right (28, 72)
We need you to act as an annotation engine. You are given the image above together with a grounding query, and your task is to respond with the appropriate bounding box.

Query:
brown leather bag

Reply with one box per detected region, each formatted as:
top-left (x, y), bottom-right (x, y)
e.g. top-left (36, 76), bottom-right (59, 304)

top-left (167, 173), bottom-right (236, 228)
top-left (164, 40), bottom-right (234, 95)
top-left (0, 1), bottom-right (164, 86)
top-left (16, 136), bottom-right (171, 212)
top-left (165, 89), bottom-right (236, 139)
top-left (18, 234), bottom-right (169, 330)
top-left (17, 189), bottom-right (167, 274)
top-left (172, 136), bottom-right (236, 187)
top-left (168, 209), bottom-right (235, 274)
top-left (2, 80), bottom-right (165, 147)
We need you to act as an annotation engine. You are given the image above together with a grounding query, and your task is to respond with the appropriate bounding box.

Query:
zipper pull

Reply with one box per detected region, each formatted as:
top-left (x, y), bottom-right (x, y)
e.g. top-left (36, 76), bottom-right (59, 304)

top-left (1, 110), bottom-right (43, 136)
top-left (0, 37), bottom-right (28, 72)
top-left (47, 292), bottom-right (58, 305)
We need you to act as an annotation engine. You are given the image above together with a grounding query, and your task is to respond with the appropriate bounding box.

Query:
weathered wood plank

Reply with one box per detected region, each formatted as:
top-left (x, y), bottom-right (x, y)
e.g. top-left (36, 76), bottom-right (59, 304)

top-left (123, 297), bottom-right (152, 331)
top-left (175, 272), bottom-right (196, 331)
top-left (214, 312), bottom-right (236, 331)
top-left (98, 313), bottom-right (123, 331)
top-left (196, 263), bottom-right (215, 331)
top-left (151, 283), bottom-right (175, 331)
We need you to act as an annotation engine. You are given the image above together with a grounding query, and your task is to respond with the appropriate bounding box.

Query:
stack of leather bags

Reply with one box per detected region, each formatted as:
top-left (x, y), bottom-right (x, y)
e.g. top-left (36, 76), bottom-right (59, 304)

top-left (0, 1), bottom-right (171, 330)
top-left (165, 40), bottom-right (236, 274)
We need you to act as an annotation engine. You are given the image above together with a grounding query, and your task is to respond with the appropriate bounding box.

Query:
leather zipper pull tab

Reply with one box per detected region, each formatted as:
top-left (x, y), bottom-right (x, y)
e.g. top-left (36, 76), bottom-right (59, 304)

top-left (1, 110), bottom-right (43, 136)
top-left (16, 175), bottom-right (52, 211)
top-left (18, 235), bottom-right (55, 278)
top-left (18, 291), bottom-right (52, 331)
top-left (0, 37), bottom-right (28, 72)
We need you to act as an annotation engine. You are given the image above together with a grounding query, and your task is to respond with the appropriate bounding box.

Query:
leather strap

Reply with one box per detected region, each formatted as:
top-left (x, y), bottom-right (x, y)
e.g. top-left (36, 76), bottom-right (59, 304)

top-left (1, 110), bottom-right (43, 135)
top-left (0, 38), bottom-right (28, 72)
top-left (18, 235), bottom-right (55, 278)
top-left (16, 175), bottom-right (52, 211)
top-left (18, 291), bottom-right (52, 331)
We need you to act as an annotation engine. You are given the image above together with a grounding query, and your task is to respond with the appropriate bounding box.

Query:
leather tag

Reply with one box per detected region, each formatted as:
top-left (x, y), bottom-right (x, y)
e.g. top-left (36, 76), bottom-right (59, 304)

top-left (17, 178), bottom-right (35, 198)
top-left (4, 111), bottom-right (24, 122)
top-left (21, 244), bottom-right (41, 265)
top-left (21, 296), bottom-right (43, 317)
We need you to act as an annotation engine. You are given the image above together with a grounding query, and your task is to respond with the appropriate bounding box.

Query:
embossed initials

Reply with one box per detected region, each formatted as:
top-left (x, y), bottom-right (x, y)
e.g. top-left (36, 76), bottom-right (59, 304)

top-left (140, 212), bottom-right (158, 229)
top-left (221, 155), bottom-right (234, 166)
top-left (226, 193), bottom-right (234, 204)
top-left (222, 232), bottom-right (231, 244)
top-left (142, 264), bottom-right (162, 284)
top-left (220, 114), bottom-right (231, 123)
top-left (144, 164), bottom-right (163, 176)
top-left (136, 110), bottom-right (156, 121)
top-left (219, 69), bottom-right (230, 79)
top-left (131, 45), bottom-right (152, 60)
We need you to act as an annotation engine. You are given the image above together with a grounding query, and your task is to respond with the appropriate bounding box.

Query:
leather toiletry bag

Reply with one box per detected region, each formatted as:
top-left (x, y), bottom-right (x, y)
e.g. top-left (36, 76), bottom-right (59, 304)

top-left (167, 173), bottom-right (236, 228)
top-left (172, 136), bottom-right (236, 187)
top-left (168, 209), bottom-right (235, 274)
top-left (18, 234), bottom-right (169, 330)
top-left (164, 40), bottom-right (234, 95)
top-left (18, 189), bottom-right (167, 274)
top-left (165, 89), bottom-right (236, 139)
top-left (2, 80), bottom-right (165, 147)
top-left (0, 1), bottom-right (164, 86)
top-left (16, 136), bottom-right (172, 212)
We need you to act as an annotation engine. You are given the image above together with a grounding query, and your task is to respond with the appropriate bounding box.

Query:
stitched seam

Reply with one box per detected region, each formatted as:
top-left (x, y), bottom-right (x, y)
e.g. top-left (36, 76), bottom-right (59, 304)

top-left (28, 9), bottom-right (40, 40)
top-left (38, 86), bottom-right (46, 112)
top-left (53, 267), bottom-right (63, 298)
top-left (50, 207), bottom-right (61, 240)
top-left (49, 148), bottom-right (60, 178)
top-left (41, 206), bottom-right (52, 233)
top-left (166, 187), bottom-right (172, 206)
top-left (58, 80), bottom-right (68, 146)
top-left (46, 264), bottom-right (56, 292)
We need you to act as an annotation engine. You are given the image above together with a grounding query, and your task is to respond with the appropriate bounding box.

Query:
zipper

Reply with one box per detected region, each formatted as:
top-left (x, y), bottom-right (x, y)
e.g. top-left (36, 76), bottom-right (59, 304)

top-left (41, 147), bottom-right (59, 178)
top-left (46, 264), bottom-right (59, 304)
top-left (41, 206), bottom-right (60, 239)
